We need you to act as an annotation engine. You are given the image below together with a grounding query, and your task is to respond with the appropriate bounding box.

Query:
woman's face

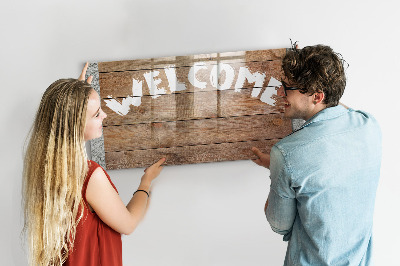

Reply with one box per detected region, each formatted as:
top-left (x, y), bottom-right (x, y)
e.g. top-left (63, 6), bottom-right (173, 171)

top-left (84, 89), bottom-right (107, 141)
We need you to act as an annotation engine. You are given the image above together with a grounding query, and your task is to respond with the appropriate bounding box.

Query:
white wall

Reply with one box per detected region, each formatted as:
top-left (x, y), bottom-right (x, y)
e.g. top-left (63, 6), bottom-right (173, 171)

top-left (1, 0), bottom-right (399, 265)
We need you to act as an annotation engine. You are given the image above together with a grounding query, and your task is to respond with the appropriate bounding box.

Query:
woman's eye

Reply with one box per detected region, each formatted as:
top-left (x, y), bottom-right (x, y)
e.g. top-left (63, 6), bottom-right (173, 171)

top-left (95, 112), bottom-right (100, 117)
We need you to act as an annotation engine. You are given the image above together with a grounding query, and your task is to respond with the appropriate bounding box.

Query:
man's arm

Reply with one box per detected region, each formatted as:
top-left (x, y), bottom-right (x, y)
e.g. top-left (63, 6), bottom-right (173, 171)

top-left (251, 148), bottom-right (271, 217)
top-left (265, 146), bottom-right (297, 240)
top-left (250, 145), bottom-right (296, 239)
top-left (266, 189), bottom-right (296, 238)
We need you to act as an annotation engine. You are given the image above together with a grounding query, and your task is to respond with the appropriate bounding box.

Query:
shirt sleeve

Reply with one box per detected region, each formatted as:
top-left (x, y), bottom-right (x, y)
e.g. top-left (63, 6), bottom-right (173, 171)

top-left (266, 145), bottom-right (297, 241)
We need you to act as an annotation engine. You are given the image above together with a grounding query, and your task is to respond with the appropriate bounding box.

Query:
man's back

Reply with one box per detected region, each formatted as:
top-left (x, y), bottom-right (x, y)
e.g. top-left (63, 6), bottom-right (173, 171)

top-left (267, 105), bottom-right (382, 265)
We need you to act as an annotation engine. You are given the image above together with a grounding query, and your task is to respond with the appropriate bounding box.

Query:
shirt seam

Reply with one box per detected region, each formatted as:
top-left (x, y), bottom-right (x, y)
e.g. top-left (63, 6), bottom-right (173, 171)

top-left (269, 186), bottom-right (295, 200)
top-left (272, 145), bottom-right (295, 199)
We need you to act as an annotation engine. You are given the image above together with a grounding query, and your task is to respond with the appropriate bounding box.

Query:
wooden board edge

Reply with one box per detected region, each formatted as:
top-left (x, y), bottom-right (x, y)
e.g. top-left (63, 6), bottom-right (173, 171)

top-left (98, 48), bottom-right (286, 73)
top-left (86, 63), bottom-right (107, 169)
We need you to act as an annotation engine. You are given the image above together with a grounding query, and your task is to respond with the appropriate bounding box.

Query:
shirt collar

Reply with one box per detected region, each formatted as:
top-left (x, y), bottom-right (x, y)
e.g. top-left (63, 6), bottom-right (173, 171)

top-left (298, 105), bottom-right (349, 131)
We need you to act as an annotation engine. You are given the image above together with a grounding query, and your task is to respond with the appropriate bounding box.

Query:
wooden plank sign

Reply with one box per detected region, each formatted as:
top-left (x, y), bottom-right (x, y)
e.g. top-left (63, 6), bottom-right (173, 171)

top-left (87, 48), bottom-right (292, 170)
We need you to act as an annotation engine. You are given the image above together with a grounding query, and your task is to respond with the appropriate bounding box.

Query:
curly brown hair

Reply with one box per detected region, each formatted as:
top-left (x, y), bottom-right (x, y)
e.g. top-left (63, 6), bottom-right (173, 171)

top-left (282, 44), bottom-right (347, 107)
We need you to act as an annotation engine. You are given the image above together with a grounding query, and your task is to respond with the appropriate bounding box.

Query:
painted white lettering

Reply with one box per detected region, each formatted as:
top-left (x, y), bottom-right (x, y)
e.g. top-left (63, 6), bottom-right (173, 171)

top-left (188, 62), bottom-right (207, 89)
top-left (131, 97), bottom-right (142, 107)
top-left (164, 67), bottom-right (187, 92)
top-left (234, 67), bottom-right (266, 96)
top-left (209, 65), bottom-right (218, 89)
top-left (105, 64), bottom-right (279, 116)
top-left (260, 77), bottom-right (281, 106)
top-left (144, 70), bottom-right (166, 99)
top-left (218, 63), bottom-right (235, 91)
top-left (131, 79), bottom-right (143, 107)
top-left (104, 97), bottom-right (133, 116)
top-left (132, 79), bottom-right (143, 97)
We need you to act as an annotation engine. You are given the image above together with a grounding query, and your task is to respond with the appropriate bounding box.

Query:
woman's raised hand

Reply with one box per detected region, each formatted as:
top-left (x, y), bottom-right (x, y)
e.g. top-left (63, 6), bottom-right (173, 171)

top-left (78, 62), bottom-right (93, 84)
top-left (142, 158), bottom-right (166, 185)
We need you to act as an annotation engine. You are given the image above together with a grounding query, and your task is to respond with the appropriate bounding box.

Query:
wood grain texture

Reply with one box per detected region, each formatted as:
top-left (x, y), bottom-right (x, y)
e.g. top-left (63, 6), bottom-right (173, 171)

top-left (103, 114), bottom-right (291, 152)
top-left (102, 90), bottom-right (218, 126)
top-left (94, 48), bottom-right (290, 169)
top-left (101, 88), bottom-right (285, 126)
top-left (218, 88), bottom-right (285, 117)
top-left (104, 139), bottom-right (280, 169)
top-left (98, 49), bottom-right (286, 73)
top-left (98, 60), bottom-right (283, 99)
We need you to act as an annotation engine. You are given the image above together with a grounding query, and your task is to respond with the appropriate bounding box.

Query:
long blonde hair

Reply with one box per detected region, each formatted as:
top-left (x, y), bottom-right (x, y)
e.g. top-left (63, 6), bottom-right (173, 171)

top-left (23, 79), bottom-right (93, 265)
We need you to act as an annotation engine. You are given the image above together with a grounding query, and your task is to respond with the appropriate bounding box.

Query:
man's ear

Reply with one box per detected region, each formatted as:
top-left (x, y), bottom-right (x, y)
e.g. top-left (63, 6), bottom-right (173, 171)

top-left (313, 91), bottom-right (325, 104)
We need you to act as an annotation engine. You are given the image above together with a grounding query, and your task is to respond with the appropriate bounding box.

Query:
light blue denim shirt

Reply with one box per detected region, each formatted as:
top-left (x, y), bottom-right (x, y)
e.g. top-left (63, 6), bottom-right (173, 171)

top-left (266, 105), bottom-right (382, 266)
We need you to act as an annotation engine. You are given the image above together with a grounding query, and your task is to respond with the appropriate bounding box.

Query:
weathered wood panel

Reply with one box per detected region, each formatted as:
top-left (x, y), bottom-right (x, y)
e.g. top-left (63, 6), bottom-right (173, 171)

top-left (104, 139), bottom-right (280, 169)
top-left (101, 88), bottom-right (284, 126)
top-left (98, 60), bottom-right (283, 99)
top-left (98, 48), bottom-right (286, 73)
top-left (218, 88), bottom-right (284, 117)
top-left (92, 48), bottom-right (291, 169)
top-left (103, 114), bottom-right (291, 152)
top-left (102, 90), bottom-right (218, 126)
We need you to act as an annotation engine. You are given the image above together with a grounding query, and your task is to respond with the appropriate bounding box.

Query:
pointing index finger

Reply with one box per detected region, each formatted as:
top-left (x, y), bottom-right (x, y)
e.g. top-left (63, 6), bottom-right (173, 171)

top-left (156, 157), bottom-right (166, 166)
top-left (78, 62), bottom-right (89, 81)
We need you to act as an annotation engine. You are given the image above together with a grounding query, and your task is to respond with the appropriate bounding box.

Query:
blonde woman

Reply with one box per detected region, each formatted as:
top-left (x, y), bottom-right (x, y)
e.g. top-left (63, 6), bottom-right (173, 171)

top-left (23, 63), bottom-right (165, 266)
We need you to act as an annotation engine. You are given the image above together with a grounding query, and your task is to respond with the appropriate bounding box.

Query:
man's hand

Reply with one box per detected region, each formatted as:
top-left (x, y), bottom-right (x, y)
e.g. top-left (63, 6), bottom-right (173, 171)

top-left (251, 147), bottom-right (270, 169)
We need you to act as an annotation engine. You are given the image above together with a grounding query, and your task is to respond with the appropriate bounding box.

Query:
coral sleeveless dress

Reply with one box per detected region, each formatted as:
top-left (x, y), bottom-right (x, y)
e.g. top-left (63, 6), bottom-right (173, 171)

top-left (64, 160), bottom-right (122, 266)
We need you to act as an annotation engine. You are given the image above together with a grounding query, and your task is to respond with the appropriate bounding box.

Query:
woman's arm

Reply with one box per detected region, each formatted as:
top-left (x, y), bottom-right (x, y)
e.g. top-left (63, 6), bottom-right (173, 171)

top-left (86, 158), bottom-right (165, 235)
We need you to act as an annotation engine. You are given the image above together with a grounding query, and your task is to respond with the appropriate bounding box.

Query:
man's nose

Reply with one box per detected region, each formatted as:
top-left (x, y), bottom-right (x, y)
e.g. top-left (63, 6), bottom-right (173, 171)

top-left (277, 85), bottom-right (285, 97)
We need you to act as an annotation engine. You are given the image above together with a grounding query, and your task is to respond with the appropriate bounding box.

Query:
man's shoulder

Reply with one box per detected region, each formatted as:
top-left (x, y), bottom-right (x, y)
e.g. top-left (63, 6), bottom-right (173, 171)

top-left (274, 108), bottom-right (381, 156)
top-left (348, 109), bottom-right (380, 127)
top-left (339, 108), bottom-right (381, 139)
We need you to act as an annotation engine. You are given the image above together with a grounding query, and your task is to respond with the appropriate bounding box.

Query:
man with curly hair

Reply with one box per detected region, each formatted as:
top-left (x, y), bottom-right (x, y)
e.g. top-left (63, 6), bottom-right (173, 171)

top-left (252, 44), bottom-right (381, 265)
